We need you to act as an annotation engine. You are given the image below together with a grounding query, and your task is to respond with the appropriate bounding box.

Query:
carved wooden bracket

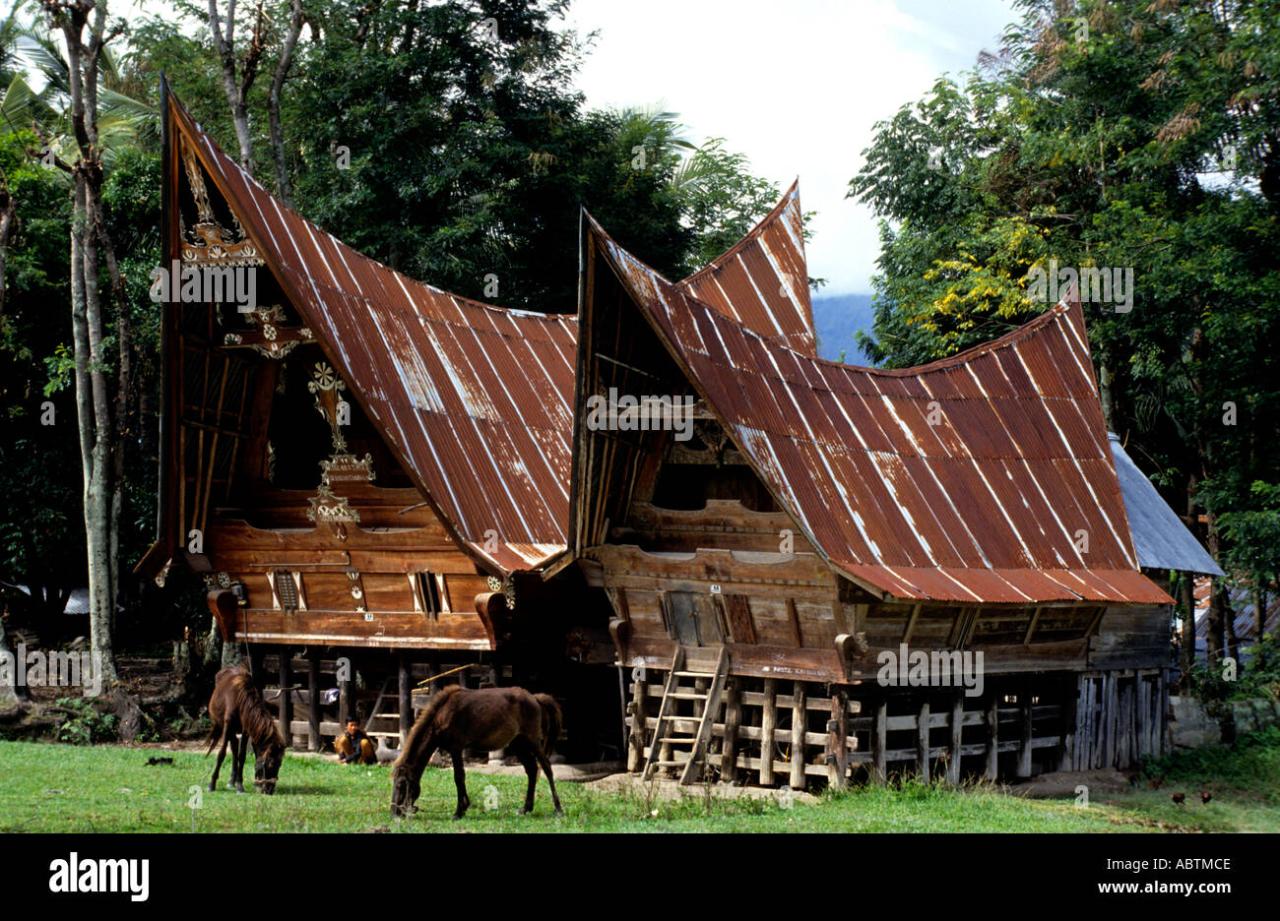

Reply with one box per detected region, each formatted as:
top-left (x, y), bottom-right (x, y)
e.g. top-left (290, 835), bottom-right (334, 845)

top-left (207, 589), bottom-right (239, 643)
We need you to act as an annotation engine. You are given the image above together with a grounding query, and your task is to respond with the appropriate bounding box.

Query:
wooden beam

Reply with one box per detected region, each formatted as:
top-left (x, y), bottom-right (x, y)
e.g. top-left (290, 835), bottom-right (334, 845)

top-left (721, 681), bottom-right (741, 782)
top-left (985, 693), bottom-right (999, 781)
top-left (278, 649), bottom-right (293, 748)
top-left (307, 650), bottom-right (321, 752)
top-left (1017, 680), bottom-right (1034, 778)
top-left (828, 688), bottom-right (848, 790)
top-left (337, 660), bottom-right (353, 727)
top-left (790, 681), bottom-right (807, 790)
top-left (760, 678), bottom-right (777, 786)
top-left (1022, 606), bottom-right (1043, 646)
top-left (948, 691), bottom-right (963, 785)
top-left (398, 652), bottom-right (413, 743)
top-left (627, 672), bottom-right (647, 773)
top-left (902, 604), bottom-right (922, 644)
top-left (916, 699), bottom-right (931, 782)
top-left (872, 697), bottom-right (887, 785)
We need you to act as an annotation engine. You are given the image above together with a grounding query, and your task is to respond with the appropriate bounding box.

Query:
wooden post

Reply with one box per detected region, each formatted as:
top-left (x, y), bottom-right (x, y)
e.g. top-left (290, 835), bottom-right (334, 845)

top-left (1157, 669), bottom-right (1169, 756)
top-left (760, 678), bottom-right (777, 786)
top-left (627, 673), bottom-right (647, 773)
top-left (398, 653), bottom-right (413, 744)
top-left (985, 692), bottom-right (999, 781)
top-left (947, 690), bottom-right (963, 785)
top-left (1016, 681), bottom-right (1034, 778)
top-left (338, 659), bottom-right (353, 727)
top-left (872, 696), bottom-right (887, 785)
top-left (916, 699), bottom-right (931, 782)
top-left (721, 681), bottom-right (741, 782)
top-left (789, 681), bottom-right (807, 790)
top-left (278, 650), bottom-right (293, 748)
top-left (828, 688), bottom-right (848, 790)
top-left (307, 650), bottom-right (321, 752)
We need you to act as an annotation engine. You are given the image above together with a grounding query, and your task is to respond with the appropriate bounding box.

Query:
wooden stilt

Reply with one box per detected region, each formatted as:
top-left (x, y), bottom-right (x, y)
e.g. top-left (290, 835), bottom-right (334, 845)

top-left (1016, 681), bottom-right (1033, 778)
top-left (872, 696), bottom-right (887, 785)
top-left (338, 660), bottom-right (353, 727)
top-left (948, 691), bottom-right (963, 785)
top-left (627, 673), bottom-right (647, 773)
top-left (828, 688), bottom-right (848, 790)
top-left (985, 692), bottom-right (999, 781)
top-left (721, 681), bottom-right (741, 782)
top-left (278, 650), bottom-right (293, 748)
top-left (397, 653), bottom-right (413, 743)
top-left (760, 678), bottom-right (777, 786)
top-left (916, 699), bottom-right (931, 783)
top-left (789, 681), bottom-right (806, 790)
top-left (307, 650), bottom-right (321, 752)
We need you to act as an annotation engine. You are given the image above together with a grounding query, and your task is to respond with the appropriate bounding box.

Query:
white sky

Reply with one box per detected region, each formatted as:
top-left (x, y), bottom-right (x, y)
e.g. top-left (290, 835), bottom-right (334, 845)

top-left (564, 0), bottom-right (1018, 294)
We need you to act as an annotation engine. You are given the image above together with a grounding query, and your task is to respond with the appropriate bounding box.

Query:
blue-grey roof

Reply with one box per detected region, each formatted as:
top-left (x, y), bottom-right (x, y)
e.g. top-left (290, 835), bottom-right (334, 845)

top-left (1109, 434), bottom-right (1224, 577)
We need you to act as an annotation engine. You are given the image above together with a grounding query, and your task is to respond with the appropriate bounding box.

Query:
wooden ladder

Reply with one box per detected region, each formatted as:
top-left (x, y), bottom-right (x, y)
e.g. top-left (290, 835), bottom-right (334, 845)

top-left (363, 677), bottom-right (404, 748)
top-left (642, 646), bottom-right (729, 784)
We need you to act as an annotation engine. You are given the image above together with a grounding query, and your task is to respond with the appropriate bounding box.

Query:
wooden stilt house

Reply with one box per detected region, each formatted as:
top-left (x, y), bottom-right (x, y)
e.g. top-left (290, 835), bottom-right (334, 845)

top-left (571, 210), bottom-right (1214, 787)
top-left (137, 84), bottom-right (625, 756)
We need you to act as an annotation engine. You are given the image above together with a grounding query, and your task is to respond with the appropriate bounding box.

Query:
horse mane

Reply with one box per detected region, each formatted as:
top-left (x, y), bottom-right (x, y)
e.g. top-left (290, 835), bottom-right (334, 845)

top-left (394, 684), bottom-right (464, 770)
top-left (235, 677), bottom-right (285, 750)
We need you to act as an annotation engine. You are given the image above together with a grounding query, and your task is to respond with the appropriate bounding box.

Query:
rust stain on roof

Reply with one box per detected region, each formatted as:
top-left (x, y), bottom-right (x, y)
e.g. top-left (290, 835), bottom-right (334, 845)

top-left (586, 215), bottom-right (1171, 606)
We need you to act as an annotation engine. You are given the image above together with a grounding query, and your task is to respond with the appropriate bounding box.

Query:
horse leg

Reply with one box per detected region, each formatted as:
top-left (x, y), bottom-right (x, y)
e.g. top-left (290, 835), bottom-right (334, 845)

top-left (229, 734), bottom-right (246, 793)
top-left (451, 749), bottom-right (470, 820)
top-left (534, 747), bottom-right (563, 816)
top-left (209, 724), bottom-right (230, 792)
top-left (518, 747), bottom-right (538, 815)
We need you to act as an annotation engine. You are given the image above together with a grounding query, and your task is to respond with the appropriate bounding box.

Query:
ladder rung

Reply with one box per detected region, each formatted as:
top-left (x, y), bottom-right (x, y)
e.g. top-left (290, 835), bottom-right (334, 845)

top-left (661, 737), bottom-right (698, 744)
top-left (668, 692), bottom-right (708, 700)
top-left (673, 671), bottom-right (714, 678)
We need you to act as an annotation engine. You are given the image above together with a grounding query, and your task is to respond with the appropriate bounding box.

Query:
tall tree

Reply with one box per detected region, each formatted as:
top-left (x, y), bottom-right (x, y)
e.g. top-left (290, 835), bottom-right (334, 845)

top-left (40, 0), bottom-right (132, 686)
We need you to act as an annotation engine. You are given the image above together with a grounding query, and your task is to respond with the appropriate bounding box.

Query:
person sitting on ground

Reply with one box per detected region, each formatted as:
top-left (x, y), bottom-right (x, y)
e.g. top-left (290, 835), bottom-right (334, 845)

top-left (334, 717), bottom-right (377, 765)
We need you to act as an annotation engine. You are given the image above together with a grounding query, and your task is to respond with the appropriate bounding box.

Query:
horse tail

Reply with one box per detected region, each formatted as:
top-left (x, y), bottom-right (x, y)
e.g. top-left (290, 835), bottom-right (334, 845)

top-left (204, 722), bottom-right (221, 757)
top-left (394, 684), bottom-right (462, 769)
top-left (535, 693), bottom-right (562, 757)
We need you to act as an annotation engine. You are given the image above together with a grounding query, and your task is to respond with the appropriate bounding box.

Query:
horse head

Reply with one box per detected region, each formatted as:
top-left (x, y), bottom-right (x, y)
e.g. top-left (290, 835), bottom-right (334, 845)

top-left (253, 738), bottom-right (284, 795)
top-left (390, 762), bottom-right (421, 817)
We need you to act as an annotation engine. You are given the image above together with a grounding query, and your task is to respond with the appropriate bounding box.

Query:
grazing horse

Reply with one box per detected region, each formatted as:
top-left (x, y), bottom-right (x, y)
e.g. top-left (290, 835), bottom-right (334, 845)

top-left (391, 685), bottom-right (563, 819)
top-left (206, 665), bottom-right (285, 795)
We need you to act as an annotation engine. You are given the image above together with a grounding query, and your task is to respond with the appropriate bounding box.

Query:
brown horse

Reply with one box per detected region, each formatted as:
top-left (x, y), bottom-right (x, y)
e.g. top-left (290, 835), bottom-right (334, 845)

top-left (206, 665), bottom-right (285, 795)
top-left (391, 685), bottom-right (563, 819)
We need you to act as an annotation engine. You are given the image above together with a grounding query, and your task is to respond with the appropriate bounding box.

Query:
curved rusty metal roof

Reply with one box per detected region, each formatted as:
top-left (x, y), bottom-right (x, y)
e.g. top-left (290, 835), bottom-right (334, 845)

top-left (678, 181), bottom-right (816, 355)
top-left (585, 215), bottom-right (1172, 605)
top-left (170, 97), bottom-right (576, 574)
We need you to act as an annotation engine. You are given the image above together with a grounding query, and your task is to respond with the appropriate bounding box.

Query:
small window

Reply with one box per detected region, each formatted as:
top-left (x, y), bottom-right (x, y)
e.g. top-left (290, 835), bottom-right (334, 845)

top-left (415, 572), bottom-right (449, 618)
top-left (272, 570), bottom-right (299, 612)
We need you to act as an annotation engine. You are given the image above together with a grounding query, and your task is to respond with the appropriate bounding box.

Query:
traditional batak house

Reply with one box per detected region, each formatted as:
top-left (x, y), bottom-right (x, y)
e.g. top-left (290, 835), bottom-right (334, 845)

top-left (137, 84), bottom-right (622, 757)
top-left (571, 211), bottom-right (1218, 788)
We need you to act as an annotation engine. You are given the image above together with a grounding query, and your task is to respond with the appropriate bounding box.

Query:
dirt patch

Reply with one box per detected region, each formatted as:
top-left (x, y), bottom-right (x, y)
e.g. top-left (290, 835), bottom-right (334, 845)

top-left (586, 772), bottom-right (819, 805)
top-left (1009, 769), bottom-right (1134, 799)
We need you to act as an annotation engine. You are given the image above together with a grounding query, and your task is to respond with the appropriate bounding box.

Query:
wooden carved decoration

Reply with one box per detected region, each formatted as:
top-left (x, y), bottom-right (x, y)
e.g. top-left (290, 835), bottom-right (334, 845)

top-left (308, 361), bottom-right (349, 454)
top-left (179, 135), bottom-right (263, 267)
top-left (223, 305), bottom-right (314, 360)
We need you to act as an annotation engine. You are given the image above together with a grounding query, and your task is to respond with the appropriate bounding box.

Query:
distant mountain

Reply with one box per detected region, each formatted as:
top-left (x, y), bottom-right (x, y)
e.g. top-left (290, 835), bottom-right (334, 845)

top-left (811, 293), bottom-right (876, 365)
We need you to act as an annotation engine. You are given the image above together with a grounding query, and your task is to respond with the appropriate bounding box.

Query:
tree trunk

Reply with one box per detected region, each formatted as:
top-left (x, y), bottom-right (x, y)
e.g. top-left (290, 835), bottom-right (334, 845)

top-left (268, 0), bottom-right (304, 204)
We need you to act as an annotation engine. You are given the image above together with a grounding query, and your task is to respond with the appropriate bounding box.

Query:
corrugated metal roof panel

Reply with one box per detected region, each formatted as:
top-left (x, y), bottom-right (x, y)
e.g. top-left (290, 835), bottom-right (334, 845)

top-left (678, 181), bottom-right (816, 355)
top-left (1109, 434), bottom-right (1223, 576)
top-left (587, 215), bottom-right (1172, 605)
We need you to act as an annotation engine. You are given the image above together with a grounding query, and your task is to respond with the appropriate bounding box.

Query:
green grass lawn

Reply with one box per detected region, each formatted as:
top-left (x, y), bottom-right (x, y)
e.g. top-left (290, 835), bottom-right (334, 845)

top-left (0, 733), bottom-right (1275, 833)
